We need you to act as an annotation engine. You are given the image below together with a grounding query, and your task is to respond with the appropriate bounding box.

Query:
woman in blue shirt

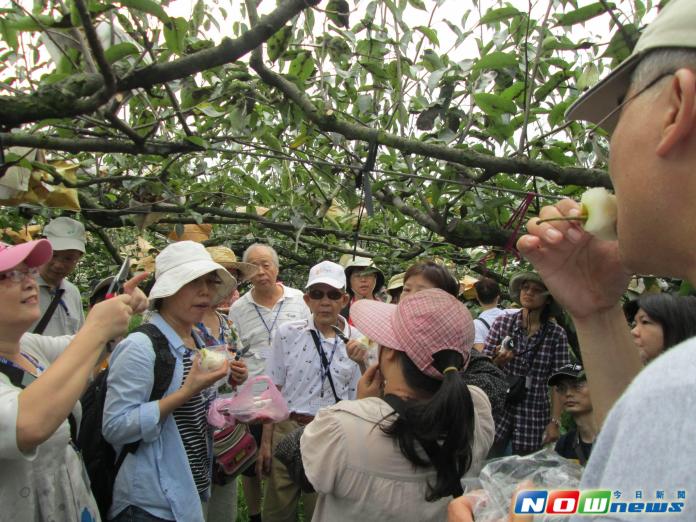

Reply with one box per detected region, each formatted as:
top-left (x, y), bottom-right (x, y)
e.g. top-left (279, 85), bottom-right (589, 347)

top-left (104, 241), bottom-right (245, 521)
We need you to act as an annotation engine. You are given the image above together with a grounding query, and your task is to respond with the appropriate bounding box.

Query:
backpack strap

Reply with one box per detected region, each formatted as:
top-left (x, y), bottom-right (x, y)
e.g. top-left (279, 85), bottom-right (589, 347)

top-left (115, 323), bottom-right (176, 469)
top-left (475, 317), bottom-right (490, 330)
top-left (33, 288), bottom-right (65, 334)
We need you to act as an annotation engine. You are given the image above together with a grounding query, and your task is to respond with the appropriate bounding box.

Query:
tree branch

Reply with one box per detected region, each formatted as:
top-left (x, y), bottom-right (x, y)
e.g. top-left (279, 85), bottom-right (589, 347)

top-left (0, 0), bottom-right (322, 127)
top-left (85, 223), bottom-right (122, 265)
top-left (249, 53), bottom-right (611, 188)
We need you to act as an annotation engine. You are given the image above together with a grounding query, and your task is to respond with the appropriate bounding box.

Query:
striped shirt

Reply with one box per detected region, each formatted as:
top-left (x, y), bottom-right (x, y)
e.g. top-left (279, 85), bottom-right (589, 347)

top-left (228, 284), bottom-right (311, 377)
top-left (172, 351), bottom-right (210, 494)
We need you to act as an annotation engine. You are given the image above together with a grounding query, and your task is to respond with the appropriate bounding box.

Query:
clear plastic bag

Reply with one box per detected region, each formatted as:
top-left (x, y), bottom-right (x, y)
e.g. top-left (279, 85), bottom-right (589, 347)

top-left (208, 375), bottom-right (289, 429)
top-left (472, 448), bottom-right (584, 522)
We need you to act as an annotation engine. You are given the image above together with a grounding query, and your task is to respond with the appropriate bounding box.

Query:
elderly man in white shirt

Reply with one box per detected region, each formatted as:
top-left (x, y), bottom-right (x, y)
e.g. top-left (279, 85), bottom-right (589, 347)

top-left (228, 243), bottom-right (310, 522)
top-left (260, 260), bottom-right (364, 522)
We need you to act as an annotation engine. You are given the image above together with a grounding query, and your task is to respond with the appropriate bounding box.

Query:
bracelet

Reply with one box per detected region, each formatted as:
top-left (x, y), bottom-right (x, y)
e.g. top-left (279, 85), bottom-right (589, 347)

top-left (550, 417), bottom-right (561, 427)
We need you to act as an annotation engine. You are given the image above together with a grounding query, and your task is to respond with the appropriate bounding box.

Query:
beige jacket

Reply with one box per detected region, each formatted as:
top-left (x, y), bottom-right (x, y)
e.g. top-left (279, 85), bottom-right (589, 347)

top-left (300, 386), bottom-right (495, 522)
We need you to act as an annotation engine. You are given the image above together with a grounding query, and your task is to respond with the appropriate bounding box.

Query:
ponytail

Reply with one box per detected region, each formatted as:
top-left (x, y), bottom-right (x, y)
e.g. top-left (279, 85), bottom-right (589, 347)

top-left (380, 350), bottom-right (476, 501)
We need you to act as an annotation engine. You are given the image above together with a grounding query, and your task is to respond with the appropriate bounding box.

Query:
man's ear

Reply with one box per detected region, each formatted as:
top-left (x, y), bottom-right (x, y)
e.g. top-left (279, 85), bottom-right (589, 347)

top-left (340, 293), bottom-right (349, 307)
top-left (657, 68), bottom-right (696, 157)
top-left (303, 293), bottom-right (310, 306)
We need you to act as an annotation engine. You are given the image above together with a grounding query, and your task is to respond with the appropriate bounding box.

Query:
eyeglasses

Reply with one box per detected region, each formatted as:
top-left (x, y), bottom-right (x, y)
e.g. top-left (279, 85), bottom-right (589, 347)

top-left (591, 71), bottom-right (675, 134)
top-left (308, 288), bottom-right (344, 301)
top-left (555, 380), bottom-right (587, 394)
top-left (0, 266), bottom-right (39, 283)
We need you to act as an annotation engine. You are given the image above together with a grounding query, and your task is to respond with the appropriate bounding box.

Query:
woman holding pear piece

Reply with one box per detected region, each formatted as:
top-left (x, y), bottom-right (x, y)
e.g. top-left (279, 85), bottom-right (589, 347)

top-left (104, 241), bottom-right (242, 522)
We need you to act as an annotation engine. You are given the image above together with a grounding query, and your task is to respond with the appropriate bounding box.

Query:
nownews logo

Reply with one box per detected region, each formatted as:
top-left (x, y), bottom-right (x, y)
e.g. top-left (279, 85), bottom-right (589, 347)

top-left (514, 489), bottom-right (687, 516)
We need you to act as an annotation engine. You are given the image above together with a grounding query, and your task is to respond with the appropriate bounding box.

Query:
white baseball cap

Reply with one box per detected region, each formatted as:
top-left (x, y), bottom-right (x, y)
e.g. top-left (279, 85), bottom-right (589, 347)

top-left (149, 241), bottom-right (237, 305)
top-left (305, 260), bottom-right (346, 290)
top-left (566, 0), bottom-right (696, 132)
top-left (43, 217), bottom-right (86, 253)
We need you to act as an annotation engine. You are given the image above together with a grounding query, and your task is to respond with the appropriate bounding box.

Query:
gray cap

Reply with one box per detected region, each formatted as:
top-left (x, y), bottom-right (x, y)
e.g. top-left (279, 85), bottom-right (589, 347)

top-left (566, 0), bottom-right (696, 132)
top-left (43, 217), bottom-right (86, 253)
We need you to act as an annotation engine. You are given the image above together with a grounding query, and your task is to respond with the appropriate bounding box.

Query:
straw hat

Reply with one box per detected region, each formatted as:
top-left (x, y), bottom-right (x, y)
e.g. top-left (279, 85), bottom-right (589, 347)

top-left (168, 223), bottom-right (212, 243)
top-left (205, 246), bottom-right (258, 282)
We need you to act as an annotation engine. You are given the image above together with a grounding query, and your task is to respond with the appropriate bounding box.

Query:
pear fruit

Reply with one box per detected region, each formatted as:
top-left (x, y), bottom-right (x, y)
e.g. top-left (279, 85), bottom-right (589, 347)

top-left (580, 187), bottom-right (618, 241)
top-left (200, 348), bottom-right (227, 371)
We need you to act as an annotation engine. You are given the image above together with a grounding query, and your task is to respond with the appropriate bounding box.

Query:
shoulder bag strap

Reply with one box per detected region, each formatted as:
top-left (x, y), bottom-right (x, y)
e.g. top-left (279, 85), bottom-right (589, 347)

top-left (33, 288), bottom-right (65, 334)
top-left (309, 329), bottom-right (340, 404)
top-left (0, 360), bottom-right (78, 441)
top-left (475, 317), bottom-right (490, 329)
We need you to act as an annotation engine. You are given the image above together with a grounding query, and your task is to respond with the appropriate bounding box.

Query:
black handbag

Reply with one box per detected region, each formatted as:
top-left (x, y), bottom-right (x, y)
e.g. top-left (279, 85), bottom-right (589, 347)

top-left (504, 325), bottom-right (547, 405)
top-left (506, 374), bottom-right (528, 405)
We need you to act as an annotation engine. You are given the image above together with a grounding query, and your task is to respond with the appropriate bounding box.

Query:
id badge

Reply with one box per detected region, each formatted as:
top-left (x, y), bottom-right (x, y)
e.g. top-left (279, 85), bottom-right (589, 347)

top-left (258, 344), bottom-right (271, 359)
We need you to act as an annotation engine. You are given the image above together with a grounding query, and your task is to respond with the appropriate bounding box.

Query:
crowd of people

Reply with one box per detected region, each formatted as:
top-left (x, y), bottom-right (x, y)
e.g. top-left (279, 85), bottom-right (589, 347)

top-left (2, 1), bottom-right (696, 520)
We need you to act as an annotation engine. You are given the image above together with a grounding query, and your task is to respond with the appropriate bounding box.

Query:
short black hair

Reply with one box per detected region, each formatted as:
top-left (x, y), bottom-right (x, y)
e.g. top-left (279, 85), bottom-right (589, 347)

top-left (404, 261), bottom-right (459, 297)
top-left (473, 277), bottom-right (500, 304)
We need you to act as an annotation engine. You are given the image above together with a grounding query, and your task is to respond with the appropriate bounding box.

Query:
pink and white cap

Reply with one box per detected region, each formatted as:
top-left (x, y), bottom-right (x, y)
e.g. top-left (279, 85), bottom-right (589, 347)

top-left (351, 288), bottom-right (474, 380)
top-left (0, 239), bottom-right (53, 272)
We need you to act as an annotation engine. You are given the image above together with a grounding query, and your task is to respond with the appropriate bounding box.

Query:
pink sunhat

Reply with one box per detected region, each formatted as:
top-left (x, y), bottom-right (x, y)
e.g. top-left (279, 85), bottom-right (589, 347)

top-left (350, 288), bottom-right (474, 379)
top-left (0, 239), bottom-right (53, 272)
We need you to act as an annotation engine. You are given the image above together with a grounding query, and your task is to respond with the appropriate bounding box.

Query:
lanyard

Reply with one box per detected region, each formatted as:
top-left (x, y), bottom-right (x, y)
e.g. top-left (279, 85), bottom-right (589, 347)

top-left (317, 333), bottom-right (338, 398)
top-left (252, 300), bottom-right (285, 345)
top-left (0, 353), bottom-right (45, 374)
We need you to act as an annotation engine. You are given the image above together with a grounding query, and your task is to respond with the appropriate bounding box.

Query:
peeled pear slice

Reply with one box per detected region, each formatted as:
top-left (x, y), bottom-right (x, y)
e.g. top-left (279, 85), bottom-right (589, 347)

top-left (580, 187), bottom-right (618, 241)
top-left (200, 348), bottom-right (227, 371)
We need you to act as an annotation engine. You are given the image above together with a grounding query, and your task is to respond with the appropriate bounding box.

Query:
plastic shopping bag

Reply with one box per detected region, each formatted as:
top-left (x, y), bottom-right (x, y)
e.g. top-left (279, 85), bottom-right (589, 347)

top-left (471, 448), bottom-right (583, 522)
top-left (208, 375), bottom-right (289, 429)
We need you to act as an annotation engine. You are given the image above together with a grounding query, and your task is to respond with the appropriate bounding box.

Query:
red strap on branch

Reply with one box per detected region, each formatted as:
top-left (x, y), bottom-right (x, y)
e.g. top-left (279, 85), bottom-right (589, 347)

top-left (479, 192), bottom-right (535, 270)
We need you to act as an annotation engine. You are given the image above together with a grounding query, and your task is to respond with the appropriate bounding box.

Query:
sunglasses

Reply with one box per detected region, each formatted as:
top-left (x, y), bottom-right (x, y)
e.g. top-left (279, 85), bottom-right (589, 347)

top-left (308, 288), bottom-right (344, 301)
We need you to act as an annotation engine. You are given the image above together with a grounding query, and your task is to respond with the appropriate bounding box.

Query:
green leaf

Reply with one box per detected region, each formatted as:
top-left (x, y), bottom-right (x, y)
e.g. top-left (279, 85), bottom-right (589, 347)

top-left (104, 42), bottom-right (139, 64)
top-left (184, 136), bottom-right (208, 149)
top-left (163, 17), bottom-right (187, 55)
top-left (479, 6), bottom-right (523, 25)
top-left (5, 14), bottom-right (57, 31)
top-left (288, 51), bottom-right (315, 82)
top-left (69, 0), bottom-right (81, 28)
top-left (535, 71), bottom-right (571, 101)
top-left (421, 49), bottom-right (444, 72)
top-left (267, 26), bottom-right (292, 62)
top-left (501, 82), bottom-right (526, 101)
top-left (357, 94), bottom-right (372, 114)
top-left (0, 19), bottom-right (18, 50)
top-left (549, 100), bottom-right (572, 128)
top-left (602, 23), bottom-right (639, 65)
top-left (117, 0), bottom-right (169, 22)
top-left (415, 26), bottom-right (439, 46)
top-left (408, 0), bottom-right (427, 10)
top-left (473, 93), bottom-right (516, 116)
top-left (473, 51), bottom-right (517, 71)
top-left (556, 2), bottom-right (613, 26)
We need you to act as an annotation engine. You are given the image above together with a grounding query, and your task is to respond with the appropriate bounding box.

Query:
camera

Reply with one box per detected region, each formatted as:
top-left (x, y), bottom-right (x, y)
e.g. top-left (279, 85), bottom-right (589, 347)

top-left (501, 336), bottom-right (514, 352)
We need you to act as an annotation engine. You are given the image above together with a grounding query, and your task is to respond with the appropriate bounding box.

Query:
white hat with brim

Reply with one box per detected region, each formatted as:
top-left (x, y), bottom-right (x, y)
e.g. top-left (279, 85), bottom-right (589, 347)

top-left (149, 241), bottom-right (236, 306)
top-left (566, 0), bottom-right (695, 133)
